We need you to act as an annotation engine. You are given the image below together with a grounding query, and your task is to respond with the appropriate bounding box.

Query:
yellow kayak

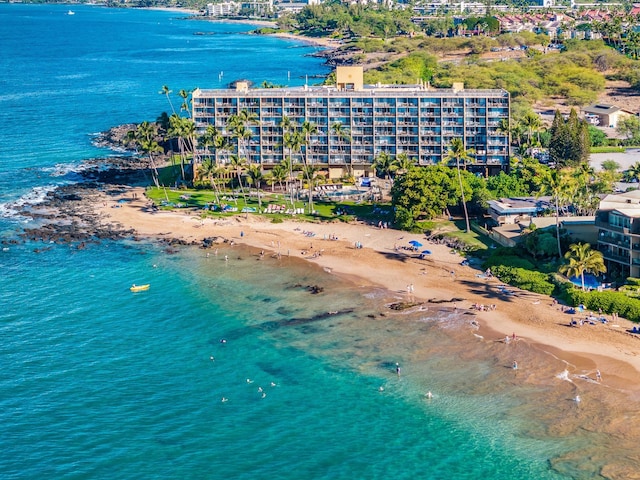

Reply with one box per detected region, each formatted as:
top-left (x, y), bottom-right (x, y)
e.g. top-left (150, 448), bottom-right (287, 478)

top-left (130, 284), bottom-right (150, 292)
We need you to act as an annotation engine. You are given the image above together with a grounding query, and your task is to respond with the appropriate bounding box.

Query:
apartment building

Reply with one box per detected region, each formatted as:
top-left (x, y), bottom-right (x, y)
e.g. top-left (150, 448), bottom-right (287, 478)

top-left (595, 190), bottom-right (640, 279)
top-left (192, 67), bottom-right (511, 178)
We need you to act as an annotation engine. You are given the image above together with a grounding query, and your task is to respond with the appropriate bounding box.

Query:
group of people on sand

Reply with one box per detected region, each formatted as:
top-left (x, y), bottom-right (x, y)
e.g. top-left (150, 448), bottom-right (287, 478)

top-left (473, 303), bottom-right (496, 311)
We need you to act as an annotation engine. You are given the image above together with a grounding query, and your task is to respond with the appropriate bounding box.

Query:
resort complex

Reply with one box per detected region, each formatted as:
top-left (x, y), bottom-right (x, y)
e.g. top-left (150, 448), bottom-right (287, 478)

top-left (192, 67), bottom-right (511, 178)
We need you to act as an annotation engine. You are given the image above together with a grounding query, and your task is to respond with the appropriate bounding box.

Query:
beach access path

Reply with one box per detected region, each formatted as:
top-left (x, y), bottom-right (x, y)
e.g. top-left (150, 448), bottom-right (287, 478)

top-left (99, 187), bottom-right (640, 394)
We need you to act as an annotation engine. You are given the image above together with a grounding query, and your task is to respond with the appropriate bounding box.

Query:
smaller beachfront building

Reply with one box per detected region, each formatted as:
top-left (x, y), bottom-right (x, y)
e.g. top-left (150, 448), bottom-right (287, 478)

top-left (595, 190), bottom-right (640, 279)
top-left (487, 196), bottom-right (550, 225)
top-left (582, 104), bottom-right (635, 128)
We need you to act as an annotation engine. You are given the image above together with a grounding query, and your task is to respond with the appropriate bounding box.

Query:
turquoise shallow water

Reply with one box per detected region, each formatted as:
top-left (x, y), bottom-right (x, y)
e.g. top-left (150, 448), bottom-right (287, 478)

top-left (0, 242), bottom-right (575, 479)
top-left (0, 5), bottom-right (630, 479)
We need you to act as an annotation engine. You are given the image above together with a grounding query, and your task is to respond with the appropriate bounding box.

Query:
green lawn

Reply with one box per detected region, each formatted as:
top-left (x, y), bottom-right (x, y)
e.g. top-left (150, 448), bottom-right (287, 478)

top-left (144, 186), bottom-right (485, 252)
top-left (144, 186), bottom-right (395, 223)
top-left (416, 218), bottom-right (495, 253)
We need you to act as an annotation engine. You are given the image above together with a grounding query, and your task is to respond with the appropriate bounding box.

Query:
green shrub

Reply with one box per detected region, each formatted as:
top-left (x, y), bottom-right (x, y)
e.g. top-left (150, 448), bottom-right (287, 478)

top-left (492, 265), bottom-right (555, 295)
top-left (566, 288), bottom-right (640, 322)
top-left (483, 247), bottom-right (536, 270)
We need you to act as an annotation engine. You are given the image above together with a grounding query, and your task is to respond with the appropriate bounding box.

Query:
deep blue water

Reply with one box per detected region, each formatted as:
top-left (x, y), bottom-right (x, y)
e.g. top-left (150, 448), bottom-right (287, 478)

top-left (0, 5), bottom-right (615, 479)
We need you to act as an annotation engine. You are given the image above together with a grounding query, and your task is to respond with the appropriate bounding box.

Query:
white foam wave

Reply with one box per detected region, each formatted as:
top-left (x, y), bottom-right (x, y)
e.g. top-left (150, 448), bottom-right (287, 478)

top-left (43, 162), bottom-right (90, 177)
top-left (556, 369), bottom-right (574, 383)
top-left (0, 186), bottom-right (57, 219)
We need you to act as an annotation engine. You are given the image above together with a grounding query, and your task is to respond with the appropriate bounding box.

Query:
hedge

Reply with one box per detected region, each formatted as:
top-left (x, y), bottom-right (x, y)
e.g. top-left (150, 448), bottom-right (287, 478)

top-left (483, 248), bottom-right (536, 270)
top-left (492, 265), bottom-right (555, 296)
top-left (566, 288), bottom-right (640, 323)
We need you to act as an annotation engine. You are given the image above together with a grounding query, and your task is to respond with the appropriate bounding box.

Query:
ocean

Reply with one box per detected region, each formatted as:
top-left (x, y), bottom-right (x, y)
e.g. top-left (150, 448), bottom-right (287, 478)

top-left (0, 5), bottom-right (633, 479)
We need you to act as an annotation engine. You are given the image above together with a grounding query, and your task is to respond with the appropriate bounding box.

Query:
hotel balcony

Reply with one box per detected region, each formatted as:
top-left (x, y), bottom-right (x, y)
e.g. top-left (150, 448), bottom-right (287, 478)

top-left (600, 249), bottom-right (631, 264)
top-left (595, 218), bottom-right (632, 235)
top-left (599, 233), bottom-right (631, 248)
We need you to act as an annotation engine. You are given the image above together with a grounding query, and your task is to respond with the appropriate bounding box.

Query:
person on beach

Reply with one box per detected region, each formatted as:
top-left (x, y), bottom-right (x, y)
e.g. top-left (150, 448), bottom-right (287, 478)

top-left (512, 360), bottom-right (518, 370)
top-left (596, 370), bottom-right (602, 382)
top-left (396, 363), bottom-right (401, 375)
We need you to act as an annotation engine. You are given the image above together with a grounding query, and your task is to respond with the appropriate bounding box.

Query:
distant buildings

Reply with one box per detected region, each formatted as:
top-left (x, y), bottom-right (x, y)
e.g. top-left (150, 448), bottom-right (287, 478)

top-left (192, 66), bottom-right (510, 179)
top-left (206, 0), bottom-right (274, 17)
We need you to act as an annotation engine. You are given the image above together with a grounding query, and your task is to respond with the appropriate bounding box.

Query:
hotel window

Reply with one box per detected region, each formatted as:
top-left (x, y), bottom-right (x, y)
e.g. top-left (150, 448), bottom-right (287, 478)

top-left (609, 213), bottom-right (631, 229)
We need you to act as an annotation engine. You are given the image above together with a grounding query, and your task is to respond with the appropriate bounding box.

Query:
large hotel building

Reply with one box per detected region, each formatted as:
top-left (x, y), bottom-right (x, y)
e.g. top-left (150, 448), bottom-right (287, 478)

top-left (192, 67), bottom-right (510, 178)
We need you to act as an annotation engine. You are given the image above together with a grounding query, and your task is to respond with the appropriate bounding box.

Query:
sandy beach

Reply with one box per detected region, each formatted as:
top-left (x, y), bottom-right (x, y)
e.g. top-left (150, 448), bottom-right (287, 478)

top-left (98, 187), bottom-right (640, 396)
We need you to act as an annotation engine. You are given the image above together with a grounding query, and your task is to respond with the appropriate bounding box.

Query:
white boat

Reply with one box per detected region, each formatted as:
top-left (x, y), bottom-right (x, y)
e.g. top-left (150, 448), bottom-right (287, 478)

top-left (67, 10), bottom-right (75, 15)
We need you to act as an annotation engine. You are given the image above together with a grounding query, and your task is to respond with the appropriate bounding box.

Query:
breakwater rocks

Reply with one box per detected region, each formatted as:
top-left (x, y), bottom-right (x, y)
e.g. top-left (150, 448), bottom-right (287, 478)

top-left (92, 124), bottom-right (138, 150)
top-left (309, 45), bottom-right (359, 67)
top-left (8, 151), bottom-right (151, 248)
top-left (18, 183), bottom-right (137, 247)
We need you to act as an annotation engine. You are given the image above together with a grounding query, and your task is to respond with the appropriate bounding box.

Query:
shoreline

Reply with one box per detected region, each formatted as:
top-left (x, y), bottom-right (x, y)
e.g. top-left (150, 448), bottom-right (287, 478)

top-left (96, 186), bottom-right (640, 394)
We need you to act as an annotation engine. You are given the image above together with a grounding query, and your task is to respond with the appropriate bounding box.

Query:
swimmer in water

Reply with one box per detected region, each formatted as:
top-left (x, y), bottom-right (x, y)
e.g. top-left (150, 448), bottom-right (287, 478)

top-left (221, 397), bottom-right (228, 403)
top-left (246, 378), bottom-right (253, 384)
top-left (379, 386), bottom-right (385, 392)
top-left (425, 391), bottom-right (433, 399)
top-left (261, 392), bottom-right (267, 399)
top-left (395, 363), bottom-right (401, 375)
top-left (258, 386), bottom-right (263, 393)
top-left (270, 382), bottom-right (277, 387)
top-left (210, 356), bottom-right (215, 361)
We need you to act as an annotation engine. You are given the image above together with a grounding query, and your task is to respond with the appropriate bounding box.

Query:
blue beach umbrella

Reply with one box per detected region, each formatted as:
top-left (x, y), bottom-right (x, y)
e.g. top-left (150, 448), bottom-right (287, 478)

top-left (421, 249), bottom-right (432, 255)
top-left (409, 240), bottom-right (423, 247)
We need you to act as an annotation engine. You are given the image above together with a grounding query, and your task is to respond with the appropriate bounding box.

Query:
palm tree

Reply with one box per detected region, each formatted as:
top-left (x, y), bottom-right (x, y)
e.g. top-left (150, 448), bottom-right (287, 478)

top-left (200, 125), bottom-right (217, 159)
top-left (443, 138), bottom-right (475, 233)
top-left (181, 117), bottom-right (197, 180)
top-left (301, 120), bottom-right (318, 168)
top-left (282, 130), bottom-right (304, 204)
top-left (198, 158), bottom-right (221, 205)
top-left (246, 165), bottom-right (264, 212)
top-left (179, 89), bottom-right (192, 118)
top-left (537, 168), bottom-right (572, 257)
top-left (269, 164), bottom-right (287, 193)
top-left (168, 114), bottom-right (196, 182)
top-left (213, 134), bottom-right (232, 167)
top-left (372, 151), bottom-right (396, 181)
top-left (127, 121), bottom-right (163, 189)
top-left (497, 118), bottom-right (512, 146)
top-left (301, 121), bottom-right (319, 213)
top-left (331, 122), bottom-right (351, 176)
top-left (229, 109), bottom-right (258, 163)
top-left (625, 161), bottom-right (640, 182)
top-left (229, 154), bottom-right (248, 206)
top-left (279, 115), bottom-right (295, 202)
top-left (520, 112), bottom-right (542, 147)
top-left (301, 164), bottom-right (320, 215)
top-left (159, 85), bottom-right (176, 115)
top-left (559, 243), bottom-right (606, 291)
top-left (394, 153), bottom-right (414, 176)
